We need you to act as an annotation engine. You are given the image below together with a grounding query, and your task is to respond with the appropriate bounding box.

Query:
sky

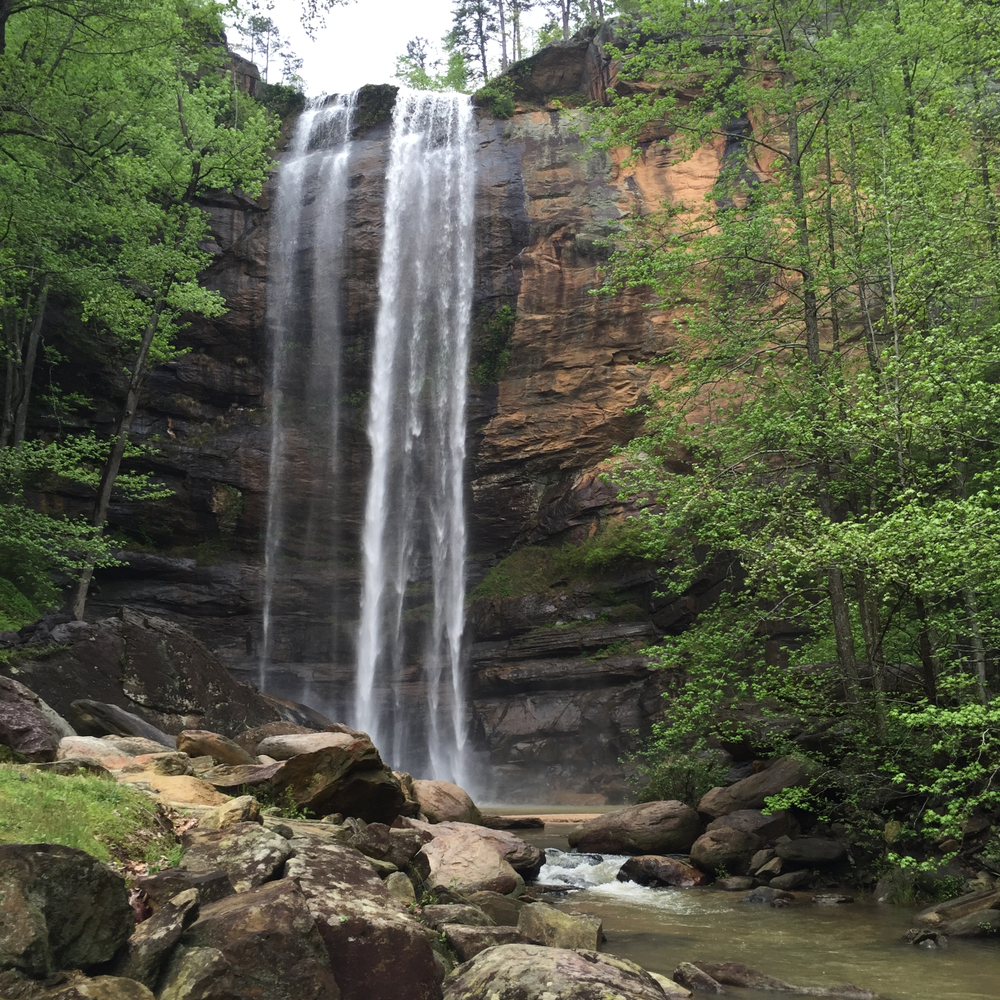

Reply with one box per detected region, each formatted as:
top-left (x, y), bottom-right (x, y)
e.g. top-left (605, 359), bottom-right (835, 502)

top-left (236, 0), bottom-right (550, 97)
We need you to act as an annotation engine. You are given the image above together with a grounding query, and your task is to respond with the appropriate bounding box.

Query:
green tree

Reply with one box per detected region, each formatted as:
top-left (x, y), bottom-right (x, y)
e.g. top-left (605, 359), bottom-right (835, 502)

top-left (395, 35), bottom-right (471, 92)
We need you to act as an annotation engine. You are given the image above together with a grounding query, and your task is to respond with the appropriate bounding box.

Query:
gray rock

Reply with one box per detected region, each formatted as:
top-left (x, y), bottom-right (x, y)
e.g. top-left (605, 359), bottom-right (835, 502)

top-left (617, 855), bottom-right (710, 888)
top-left (776, 838), bottom-right (847, 865)
top-left (674, 962), bottom-right (725, 993)
top-left (68, 700), bottom-right (176, 747)
top-left (136, 869), bottom-right (234, 911)
top-left (411, 779), bottom-right (482, 824)
top-left (466, 890), bottom-right (525, 926)
top-left (689, 962), bottom-right (876, 999)
top-left (706, 808), bottom-right (798, 842)
top-left (385, 871), bottom-right (417, 905)
top-left (568, 801), bottom-right (700, 855)
top-left (440, 924), bottom-right (525, 962)
top-left (421, 904), bottom-right (495, 929)
top-left (698, 757), bottom-right (818, 818)
top-left (113, 888), bottom-right (199, 987)
top-left (770, 869), bottom-right (813, 890)
top-left (0, 969), bottom-right (156, 998)
top-left (715, 876), bottom-right (757, 891)
top-left (517, 902), bottom-right (602, 950)
top-left (0, 676), bottom-right (62, 762)
top-left (442, 944), bottom-right (669, 1000)
top-left (257, 732), bottom-right (358, 760)
top-left (0, 844), bottom-right (133, 977)
top-left (690, 827), bottom-right (761, 875)
top-left (180, 822), bottom-right (292, 892)
top-left (103, 736), bottom-right (174, 756)
top-left (177, 730), bottom-right (256, 765)
top-left (743, 886), bottom-right (795, 906)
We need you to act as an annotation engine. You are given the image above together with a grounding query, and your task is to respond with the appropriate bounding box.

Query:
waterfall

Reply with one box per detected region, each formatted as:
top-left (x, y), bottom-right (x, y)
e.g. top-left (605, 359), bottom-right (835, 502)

top-left (354, 90), bottom-right (475, 785)
top-left (261, 93), bottom-right (357, 692)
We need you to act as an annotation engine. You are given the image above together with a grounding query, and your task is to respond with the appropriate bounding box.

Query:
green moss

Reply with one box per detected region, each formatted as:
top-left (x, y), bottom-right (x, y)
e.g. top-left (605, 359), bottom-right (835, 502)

top-left (0, 643), bottom-right (68, 669)
top-left (472, 519), bottom-right (652, 600)
top-left (470, 305), bottom-right (516, 387)
top-left (0, 578), bottom-right (39, 631)
top-left (353, 84), bottom-right (399, 135)
top-left (0, 765), bottom-right (178, 864)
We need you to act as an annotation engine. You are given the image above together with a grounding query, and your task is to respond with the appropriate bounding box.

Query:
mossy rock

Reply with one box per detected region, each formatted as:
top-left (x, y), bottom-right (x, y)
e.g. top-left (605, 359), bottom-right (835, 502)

top-left (353, 84), bottom-right (399, 136)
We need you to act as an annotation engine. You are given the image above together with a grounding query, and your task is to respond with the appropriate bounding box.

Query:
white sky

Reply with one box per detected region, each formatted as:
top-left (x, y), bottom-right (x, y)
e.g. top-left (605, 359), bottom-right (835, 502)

top-left (241, 0), bottom-right (551, 97)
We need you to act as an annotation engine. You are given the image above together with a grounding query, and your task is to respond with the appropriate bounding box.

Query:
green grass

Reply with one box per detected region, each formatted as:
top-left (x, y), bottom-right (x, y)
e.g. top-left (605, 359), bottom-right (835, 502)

top-left (0, 764), bottom-right (178, 864)
top-left (0, 578), bottom-right (40, 630)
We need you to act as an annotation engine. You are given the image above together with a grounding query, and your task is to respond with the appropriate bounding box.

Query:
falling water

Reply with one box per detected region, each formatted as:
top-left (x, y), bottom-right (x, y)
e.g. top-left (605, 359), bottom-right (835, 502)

top-left (354, 90), bottom-right (475, 785)
top-left (261, 93), bottom-right (357, 691)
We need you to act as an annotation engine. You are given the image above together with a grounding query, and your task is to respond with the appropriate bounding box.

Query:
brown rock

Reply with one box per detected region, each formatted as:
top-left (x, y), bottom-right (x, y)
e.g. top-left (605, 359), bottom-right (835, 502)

top-left (698, 757), bottom-right (817, 819)
top-left (102, 736), bottom-right (171, 756)
top-left (411, 779), bottom-right (482, 824)
top-left (0, 844), bottom-right (133, 978)
top-left (0, 971), bottom-right (157, 999)
top-left (113, 887), bottom-right (199, 987)
top-left (691, 828), bottom-right (762, 875)
top-left (57, 736), bottom-right (133, 765)
top-left (420, 904), bottom-right (495, 930)
top-left (673, 963), bottom-right (726, 993)
top-left (421, 827), bottom-right (521, 895)
top-left (233, 721), bottom-right (316, 753)
top-left (406, 818), bottom-right (543, 879)
top-left (775, 838), bottom-right (847, 866)
top-left (177, 730), bottom-right (257, 766)
top-left (568, 801), bottom-right (701, 855)
top-left (440, 924), bottom-right (525, 962)
top-left (616, 855), bottom-right (710, 888)
top-left (517, 902), bottom-right (602, 950)
top-left (256, 731), bottom-right (356, 760)
top-left (197, 794), bottom-right (262, 830)
top-left (161, 879), bottom-right (340, 999)
top-left (285, 841), bottom-right (443, 1000)
top-left (135, 869), bottom-right (234, 911)
top-left (0, 676), bottom-right (61, 762)
top-left (916, 887), bottom-right (1000, 926)
top-left (442, 944), bottom-right (667, 1000)
top-left (199, 760), bottom-right (285, 791)
top-left (466, 890), bottom-right (526, 926)
top-left (706, 808), bottom-right (799, 842)
top-left (181, 822), bottom-right (292, 892)
top-left (270, 738), bottom-right (404, 822)
top-left (119, 773), bottom-right (230, 806)
top-left (120, 752), bottom-right (192, 776)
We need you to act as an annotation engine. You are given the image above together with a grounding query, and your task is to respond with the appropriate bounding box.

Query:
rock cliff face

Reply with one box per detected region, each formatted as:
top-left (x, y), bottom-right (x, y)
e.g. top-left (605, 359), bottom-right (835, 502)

top-left (50, 29), bottom-right (728, 799)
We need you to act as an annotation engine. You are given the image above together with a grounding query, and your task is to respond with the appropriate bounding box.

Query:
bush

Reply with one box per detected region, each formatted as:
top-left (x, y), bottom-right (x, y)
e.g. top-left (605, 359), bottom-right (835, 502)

top-left (474, 76), bottom-right (516, 119)
top-left (633, 754), bottom-right (728, 806)
top-left (0, 577), bottom-right (40, 630)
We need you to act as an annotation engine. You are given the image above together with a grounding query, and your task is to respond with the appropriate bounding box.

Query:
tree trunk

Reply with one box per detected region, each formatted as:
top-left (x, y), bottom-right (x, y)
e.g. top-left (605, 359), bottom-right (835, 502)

top-left (0, 0), bottom-right (13, 55)
top-left (497, 0), bottom-right (508, 71)
top-left (0, 301), bottom-right (15, 449)
top-left (562, 0), bottom-right (570, 39)
top-left (828, 566), bottom-right (861, 703)
top-left (12, 281), bottom-right (49, 447)
top-left (914, 595), bottom-right (939, 703)
top-left (71, 302), bottom-right (164, 620)
top-left (964, 587), bottom-right (989, 706)
top-left (854, 570), bottom-right (886, 734)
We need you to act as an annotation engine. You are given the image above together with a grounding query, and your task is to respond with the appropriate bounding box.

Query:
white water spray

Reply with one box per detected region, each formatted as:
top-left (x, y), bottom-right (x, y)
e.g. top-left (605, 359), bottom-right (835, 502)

top-left (354, 90), bottom-right (475, 785)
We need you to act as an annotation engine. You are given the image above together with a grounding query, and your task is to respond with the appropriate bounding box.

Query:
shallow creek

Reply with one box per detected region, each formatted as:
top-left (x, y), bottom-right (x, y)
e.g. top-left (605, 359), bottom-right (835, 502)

top-left (511, 824), bottom-right (1000, 1000)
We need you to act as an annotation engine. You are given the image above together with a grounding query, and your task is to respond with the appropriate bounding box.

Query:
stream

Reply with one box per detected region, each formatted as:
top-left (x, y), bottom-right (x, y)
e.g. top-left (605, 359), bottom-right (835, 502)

top-left (510, 822), bottom-right (1000, 1000)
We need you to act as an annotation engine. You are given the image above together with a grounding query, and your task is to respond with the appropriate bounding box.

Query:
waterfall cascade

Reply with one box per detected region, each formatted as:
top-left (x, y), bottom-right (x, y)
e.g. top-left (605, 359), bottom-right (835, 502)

top-left (355, 91), bottom-right (476, 786)
top-left (261, 93), bottom-right (357, 691)
top-left (262, 89), bottom-right (476, 786)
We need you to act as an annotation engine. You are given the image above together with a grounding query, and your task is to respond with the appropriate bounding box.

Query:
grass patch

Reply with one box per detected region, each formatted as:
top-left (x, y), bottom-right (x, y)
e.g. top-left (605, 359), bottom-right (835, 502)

top-left (0, 764), bottom-right (177, 864)
top-left (0, 578), bottom-right (40, 631)
top-left (472, 519), bottom-right (651, 600)
top-left (0, 643), bottom-right (68, 669)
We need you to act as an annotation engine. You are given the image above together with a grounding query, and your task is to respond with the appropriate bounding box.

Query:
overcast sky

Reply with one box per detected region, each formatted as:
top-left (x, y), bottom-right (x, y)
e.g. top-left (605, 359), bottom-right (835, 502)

top-left (238, 0), bottom-right (550, 97)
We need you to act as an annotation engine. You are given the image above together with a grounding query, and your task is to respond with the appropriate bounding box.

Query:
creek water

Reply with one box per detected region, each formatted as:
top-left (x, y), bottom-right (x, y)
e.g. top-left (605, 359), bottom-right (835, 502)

top-left (519, 831), bottom-right (1000, 1000)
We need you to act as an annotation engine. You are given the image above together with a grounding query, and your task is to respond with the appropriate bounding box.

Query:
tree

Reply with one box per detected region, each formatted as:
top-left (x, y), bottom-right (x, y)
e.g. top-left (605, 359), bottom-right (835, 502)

top-left (585, 0), bottom-right (1000, 848)
top-left (452, 0), bottom-right (497, 82)
top-left (395, 35), bottom-right (471, 93)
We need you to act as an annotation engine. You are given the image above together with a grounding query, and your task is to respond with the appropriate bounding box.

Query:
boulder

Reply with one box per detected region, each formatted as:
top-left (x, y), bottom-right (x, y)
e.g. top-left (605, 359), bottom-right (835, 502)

top-left (915, 887), bottom-right (1000, 926)
top-left (0, 844), bottom-right (133, 978)
top-left (441, 944), bottom-right (668, 1000)
top-left (440, 924), bottom-right (525, 962)
top-left (233, 722), bottom-right (316, 753)
top-left (198, 760), bottom-right (284, 791)
top-left (568, 801), bottom-right (700, 855)
top-left (180, 822), bottom-right (292, 892)
top-left (776, 838), bottom-right (847, 865)
top-left (270, 739), bottom-right (404, 822)
top-left (386, 871), bottom-right (417, 905)
top-left (407, 819), bottom-right (543, 879)
top-left (257, 732), bottom-right (357, 760)
top-left (616, 855), bottom-right (710, 888)
top-left (517, 902), bottom-right (602, 950)
top-left (118, 773), bottom-right (230, 806)
top-left (197, 794), bottom-right (262, 831)
top-left (939, 908), bottom-right (1000, 937)
top-left (285, 841), bottom-right (443, 1000)
top-left (673, 963), bottom-right (725, 994)
top-left (690, 828), bottom-right (762, 875)
top-left (0, 610), bottom-right (280, 737)
top-left (697, 757), bottom-right (817, 819)
top-left (101, 736), bottom-right (170, 756)
top-left (420, 826), bottom-right (521, 895)
top-left (113, 887), bottom-right (199, 987)
top-left (160, 879), bottom-right (340, 999)
top-left (705, 808), bottom-right (798, 842)
top-left (412, 779), bottom-right (481, 824)
top-left (480, 815), bottom-right (545, 830)
top-left (650, 972), bottom-right (693, 998)
top-left (33, 757), bottom-right (112, 778)
top-left (0, 676), bottom-right (61, 762)
top-left (120, 752), bottom-right (192, 776)
top-left (0, 970), bottom-right (157, 999)
top-left (56, 736), bottom-right (133, 766)
top-left (135, 869), bottom-right (234, 911)
top-left (177, 730), bottom-right (257, 765)
top-left (770, 870), bottom-right (813, 890)
top-left (347, 821), bottom-right (429, 868)
top-left (743, 886), bottom-right (795, 906)
top-left (466, 890), bottom-right (525, 926)
top-left (68, 701), bottom-right (175, 747)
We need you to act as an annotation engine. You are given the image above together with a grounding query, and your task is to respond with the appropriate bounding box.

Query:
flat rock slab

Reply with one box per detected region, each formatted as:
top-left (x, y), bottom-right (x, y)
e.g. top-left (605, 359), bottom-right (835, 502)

top-left (119, 773), bottom-right (230, 806)
top-left (443, 944), bottom-right (668, 1000)
top-left (569, 800), bottom-right (700, 855)
top-left (177, 730), bottom-right (256, 766)
top-left (517, 902), bottom-right (602, 950)
top-left (181, 822), bottom-right (292, 892)
top-left (256, 732), bottom-right (356, 760)
top-left (0, 844), bottom-right (133, 978)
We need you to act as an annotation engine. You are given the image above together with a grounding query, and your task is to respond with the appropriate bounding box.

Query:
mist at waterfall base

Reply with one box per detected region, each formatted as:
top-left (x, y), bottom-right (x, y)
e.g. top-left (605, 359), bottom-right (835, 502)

top-left (260, 88), bottom-right (482, 791)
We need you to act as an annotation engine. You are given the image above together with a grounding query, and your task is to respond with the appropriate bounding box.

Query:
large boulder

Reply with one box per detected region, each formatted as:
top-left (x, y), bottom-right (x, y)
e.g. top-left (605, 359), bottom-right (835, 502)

top-left (112, 888), bottom-right (199, 988)
top-left (0, 970), bottom-right (156, 999)
top-left (0, 844), bottom-right (133, 978)
top-left (517, 902), bottom-right (602, 950)
top-left (0, 609), bottom-right (280, 737)
top-left (233, 722), bottom-right (316, 754)
top-left (180, 822), bottom-right (292, 892)
top-left (775, 838), bottom-right (847, 866)
top-left (705, 809), bottom-right (798, 842)
top-left (441, 944), bottom-right (669, 1000)
top-left (440, 925), bottom-right (525, 962)
top-left (412, 779), bottom-right (481, 824)
top-left (568, 801), bottom-right (700, 855)
top-left (257, 732), bottom-right (357, 760)
top-left (67, 701), bottom-right (175, 747)
top-left (56, 737), bottom-right (133, 767)
top-left (159, 879), bottom-right (340, 999)
top-left (420, 827), bottom-right (521, 895)
top-left (697, 757), bottom-right (817, 819)
top-left (406, 819), bottom-right (543, 880)
top-left (176, 730), bottom-right (256, 765)
top-left (616, 856), bottom-right (710, 888)
top-left (690, 828), bottom-right (762, 876)
top-left (270, 738), bottom-right (404, 822)
top-left (0, 677), bottom-right (63, 762)
top-left (285, 841), bottom-right (443, 1000)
